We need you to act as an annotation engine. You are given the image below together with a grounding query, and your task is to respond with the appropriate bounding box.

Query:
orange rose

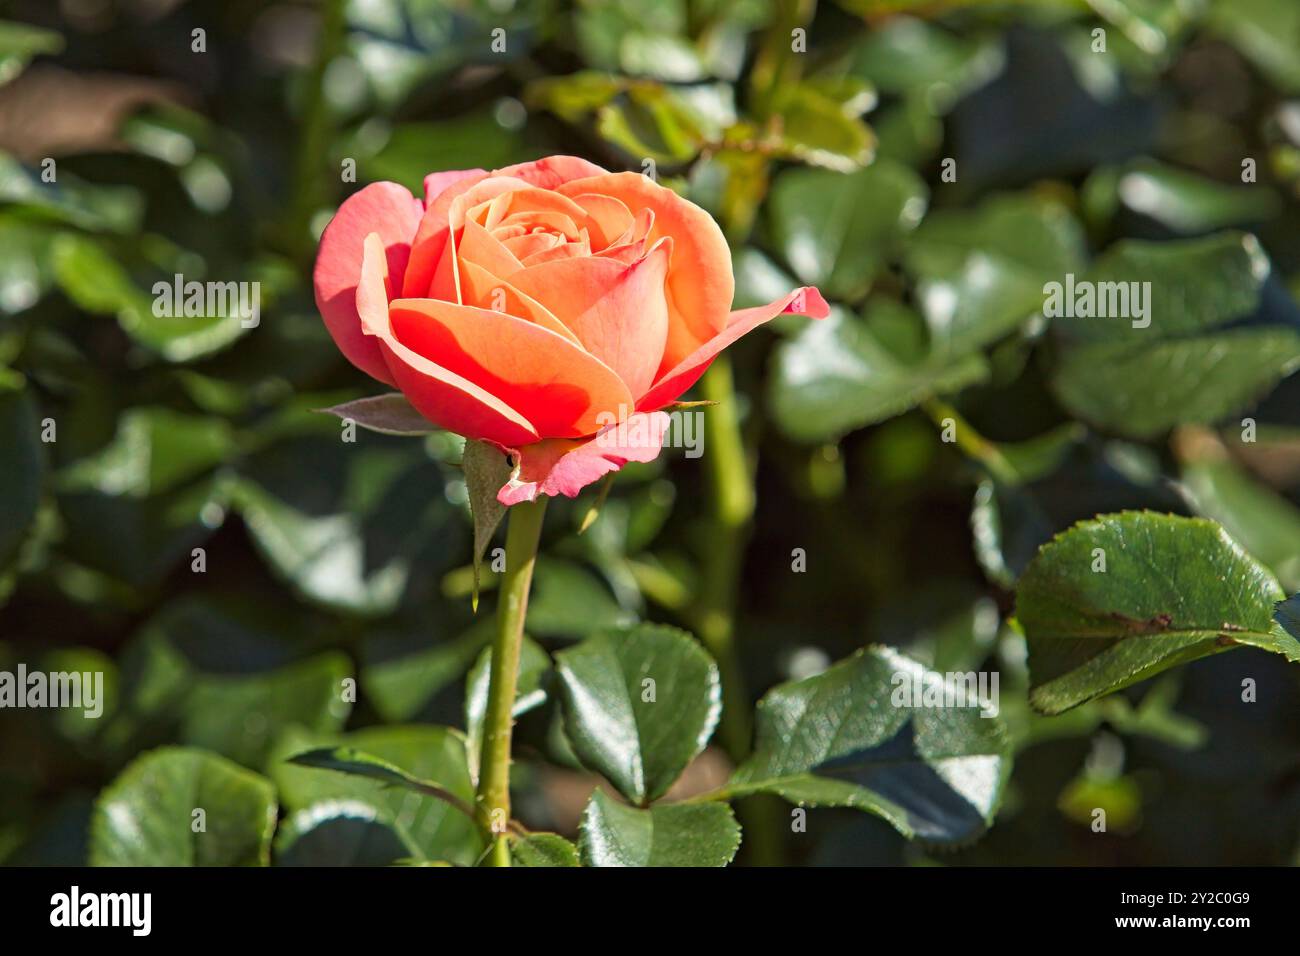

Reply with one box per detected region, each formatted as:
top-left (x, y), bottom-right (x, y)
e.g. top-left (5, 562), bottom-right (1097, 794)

top-left (314, 155), bottom-right (827, 504)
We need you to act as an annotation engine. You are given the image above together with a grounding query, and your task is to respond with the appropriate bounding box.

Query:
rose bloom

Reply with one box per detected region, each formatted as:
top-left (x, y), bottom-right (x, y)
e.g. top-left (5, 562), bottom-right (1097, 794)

top-left (314, 155), bottom-right (827, 505)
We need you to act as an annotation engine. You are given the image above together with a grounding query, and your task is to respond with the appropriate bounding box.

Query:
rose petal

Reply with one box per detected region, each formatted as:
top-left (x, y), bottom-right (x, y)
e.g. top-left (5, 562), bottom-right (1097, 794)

top-left (557, 172), bottom-right (733, 373)
top-left (356, 233), bottom-right (540, 447)
top-left (495, 155), bottom-right (610, 190)
top-left (457, 258), bottom-right (582, 345)
top-left (497, 411), bottom-right (672, 505)
top-left (388, 297), bottom-right (634, 439)
top-left (424, 168), bottom-right (484, 206)
top-left (314, 181), bottom-right (424, 384)
top-left (637, 287), bottom-right (830, 412)
top-left (506, 238), bottom-right (672, 399)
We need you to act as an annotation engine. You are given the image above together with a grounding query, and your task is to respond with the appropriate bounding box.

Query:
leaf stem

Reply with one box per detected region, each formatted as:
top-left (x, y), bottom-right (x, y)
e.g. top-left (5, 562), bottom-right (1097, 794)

top-left (921, 397), bottom-right (1019, 485)
top-left (474, 495), bottom-right (548, 867)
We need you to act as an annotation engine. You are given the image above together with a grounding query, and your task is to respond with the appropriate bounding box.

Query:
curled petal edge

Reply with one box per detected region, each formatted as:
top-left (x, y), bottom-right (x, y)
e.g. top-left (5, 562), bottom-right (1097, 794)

top-left (497, 411), bottom-right (672, 506)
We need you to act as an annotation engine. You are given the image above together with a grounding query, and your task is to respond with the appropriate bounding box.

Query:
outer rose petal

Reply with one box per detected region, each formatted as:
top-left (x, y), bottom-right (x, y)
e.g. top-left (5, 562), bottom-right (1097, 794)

top-left (637, 287), bottom-right (830, 412)
top-left (424, 168), bottom-right (484, 206)
top-left (356, 233), bottom-right (539, 447)
top-left (497, 411), bottom-right (672, 506)
top-left (388, 297), bottom-right (634, 439)
top-left (314, 182), bottom-right (424, 384)
top-left (556, 172), bottom-right (734, 375)
top-left (496, 155), bottom-right (610, 190)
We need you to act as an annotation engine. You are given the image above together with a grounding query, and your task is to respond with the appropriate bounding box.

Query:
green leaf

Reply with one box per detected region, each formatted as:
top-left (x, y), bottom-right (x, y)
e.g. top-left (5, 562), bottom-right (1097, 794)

top-left (729, 645), bottom-right (1010, 844)
top-left (1084, 159), bottom-right (1282, 234)
top-left (1207, 0), bottom-right (1300, 93)
top-left (58, 407), bottom-right (234, 498)
top-left (596, 85), bottom-right (708, 165)
top-left (511, 832), bottom-right (580, 867)
top-left (0, 21), bottom-right (64, 86)
top-left (287, 747), bottom-right (474, 816)
top-left (1054, 232), bottom-right (1271, 344)
top-left (361, 623), bottom-right (492, 723)
top-left (222, 437), bottom-right (451, 616)
top-left (182, 652), bottom-right (353, 767)
top-left (0, 384), bottom-right (42, 570)
top-left (769, 304), bottom-right (989, 443)
top-left (463, 439), bottom-right (510, 612)
top-left (1270, 593), bottom-right (1300, 648)
top-left (52, 234), bottom-right (248, 361)
top-left (906, 194), bottom-right (1087, 355)
top-left (555, 624), bottom-right (719, 804)
top-left (1053, 329), bottom-right (1300, 438)
top-left (272, 725), bottom-right (483, 866)
top-left (526, 558), bottom-right (636, 637)
top-left (274, 802), bottom-right (409, 867)
top-left (769, 160), bottom-right (928, 302)
top-left (1178, 442), bottom-right (1300, 592)
top-left (527, 71), bottom-right (627, 122)
top-left (1017, 511), bottom-right (1299, 715)
top-left (1047, 234), bottom-right (1297, 435)
top-left (770, 83), bottom-right (875, 173)
top-left (0, 155), bottom-right (141, 233)
top-left (578, 790), bottom-right (739, 867)
top-left (319, 393), bottom-right (436, 436)
top-left (847, 17), bottom-right (1002, 112)
top-left (90, 747), bottom-right (276, 866)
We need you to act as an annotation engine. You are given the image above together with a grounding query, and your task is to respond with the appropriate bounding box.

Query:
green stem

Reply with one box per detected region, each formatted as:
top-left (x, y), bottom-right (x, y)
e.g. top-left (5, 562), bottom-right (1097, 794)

top-left (475, 496), bottom-right (548, 867)
top-left (695, 356), bottom-right (787, 866)
top-left (696, 355), bottom-right (755, 760)
top-left (285, 0), bottom-right (346, 260)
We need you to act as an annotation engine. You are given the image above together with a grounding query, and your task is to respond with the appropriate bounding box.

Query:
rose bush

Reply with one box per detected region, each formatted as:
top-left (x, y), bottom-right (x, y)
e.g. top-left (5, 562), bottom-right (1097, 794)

top-left (314, 155), bottom-right (827, 504)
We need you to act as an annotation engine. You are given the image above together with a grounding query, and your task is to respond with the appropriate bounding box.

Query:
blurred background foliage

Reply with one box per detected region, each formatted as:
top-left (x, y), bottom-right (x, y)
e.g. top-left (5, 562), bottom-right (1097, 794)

top-left (1, 0), bottom-right (1299, 866)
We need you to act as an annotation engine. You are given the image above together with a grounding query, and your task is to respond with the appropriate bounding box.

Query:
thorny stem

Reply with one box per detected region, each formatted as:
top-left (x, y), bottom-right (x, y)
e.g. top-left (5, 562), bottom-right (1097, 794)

top-left (475, 496), bottom-right (548, 867)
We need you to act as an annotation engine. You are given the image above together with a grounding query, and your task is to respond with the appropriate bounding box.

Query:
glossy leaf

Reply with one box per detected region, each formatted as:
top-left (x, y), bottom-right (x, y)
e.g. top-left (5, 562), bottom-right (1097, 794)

top-left (729, 645), bottom-right (1010, 844)
top-left (274, 802), bottom-right (409, 866)
top-left (579, 790), bottom-right (739, 867)
top-left (1017, 511), bottom-right (1300, 714)
top-left (511, 832), bottom-right (580, 867)
top-left (90, 747), bottom-right (276, 866)
top-left (272, 725), bottom-right (482, 866)
top-left (769, 160), bottom-right (928, 303)
top-left (769, 304), bottom-right (988, 443)
top-left (1053, 330), bottom-right (1300, 438)
top-left (555, 624), bottom-right (719, 804)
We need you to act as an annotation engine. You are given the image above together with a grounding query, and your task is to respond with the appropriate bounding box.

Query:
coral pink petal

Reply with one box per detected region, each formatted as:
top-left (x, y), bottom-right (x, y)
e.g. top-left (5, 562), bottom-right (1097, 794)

top-left (388, 297), bottom-right (633, 439)
top-left (402, 171), bottom-right (489, 298)
top-left (507, 239), bottom-right (672, 398)
top-left (355, 234), bottom-right (539, 447)
top-left (496, 155), bottom-right (611, 190)
top-left (424, 168), bottom-right (484, 206)
top-left (498, 411), bottom-right (672, 505)
top-left (557, 172), bottom-right (734, 370)
top-left (457, 259), bottom-right (581, 345)
top-left (314, 182), bottom-right (424, 384)
top-left (637, 287), bottom-right (830, 412)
